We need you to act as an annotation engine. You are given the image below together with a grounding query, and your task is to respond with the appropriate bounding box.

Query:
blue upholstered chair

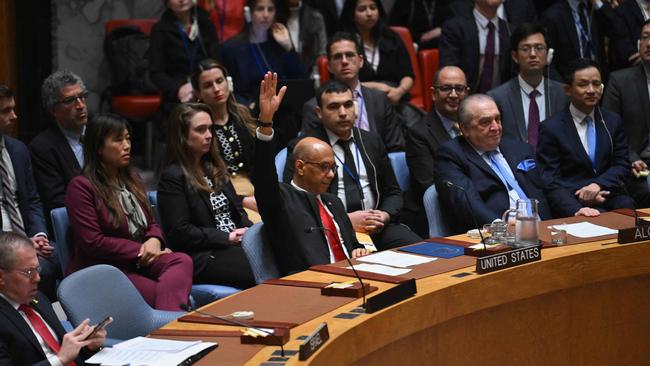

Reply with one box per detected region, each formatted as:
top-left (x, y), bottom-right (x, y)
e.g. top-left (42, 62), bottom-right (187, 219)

top-left (241, 222), bottom-right (279, 284)
top-left (57, 264), bottom-right (184, 344)
top-left (388, 151), bottom-right (410, 192)
top-left (275, 147), bottom-right (287, 182)
top-left (147, 191), bottom-right (241, 303)
top-left (50, 207), bottom-right (71, 273)
top-left (423, 184), bottom-right (452, 238)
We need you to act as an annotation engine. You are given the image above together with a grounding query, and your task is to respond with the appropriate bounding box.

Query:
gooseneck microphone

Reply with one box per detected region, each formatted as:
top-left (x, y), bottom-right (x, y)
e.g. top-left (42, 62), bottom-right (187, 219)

top-left (180, 304), bottom-right (285, 357)
top-left (304, 226), bottom-right (368, 309)
top-left (443, 180), bottom-right (487, 250)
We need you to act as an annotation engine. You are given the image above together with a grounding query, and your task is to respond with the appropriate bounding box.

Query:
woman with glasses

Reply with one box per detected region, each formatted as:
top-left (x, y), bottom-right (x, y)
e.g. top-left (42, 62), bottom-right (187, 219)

top-left (157, 103), bottom-right (256, 289)
top-left (339, 0), bottom-right (414, 105)
top-left (219, 0), bottom-right (306, 109)
top-left (190, 59), bottom-right (257, 211)
top-left (65, 114), bottom-right (193, 311)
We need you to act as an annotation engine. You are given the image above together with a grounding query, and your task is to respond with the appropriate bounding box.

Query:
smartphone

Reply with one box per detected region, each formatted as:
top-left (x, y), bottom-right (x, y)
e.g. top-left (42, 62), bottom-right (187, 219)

top-left (85, 316), bottom-right (112, 340)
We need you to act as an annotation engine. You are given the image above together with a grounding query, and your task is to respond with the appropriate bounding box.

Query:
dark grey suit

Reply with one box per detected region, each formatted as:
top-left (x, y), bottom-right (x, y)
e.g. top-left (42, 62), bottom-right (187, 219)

top-left (488, 77), bottom-right (568, 143)
top-left (301, 85), bottom-right (404, 151)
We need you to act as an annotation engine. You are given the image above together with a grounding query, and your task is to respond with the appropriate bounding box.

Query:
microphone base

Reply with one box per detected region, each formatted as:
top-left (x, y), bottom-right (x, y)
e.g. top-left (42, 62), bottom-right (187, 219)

top-left (321, 282), bottom-right (377, 298)
top-left (241, 327), bottom-right (290, 346)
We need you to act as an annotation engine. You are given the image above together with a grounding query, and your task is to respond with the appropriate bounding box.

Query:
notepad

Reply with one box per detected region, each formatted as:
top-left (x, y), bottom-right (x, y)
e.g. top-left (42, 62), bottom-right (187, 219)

top-left (399, 242), bottom-right (465, 259)
top-left (357, 251), bottom-right (436, 268)
top-left (86, 337), bottom-right (217, 366)
top-left (548, 222), bottom-right (617, 238)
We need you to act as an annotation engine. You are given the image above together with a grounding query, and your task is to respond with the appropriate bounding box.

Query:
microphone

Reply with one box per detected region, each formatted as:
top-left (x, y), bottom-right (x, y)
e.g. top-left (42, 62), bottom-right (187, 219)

top-left (443, 180), bottom-right (487, 250)
top-left (180, 303), bottom-right (285, 357)
top-left (304, 226), bottom-right (368, 309)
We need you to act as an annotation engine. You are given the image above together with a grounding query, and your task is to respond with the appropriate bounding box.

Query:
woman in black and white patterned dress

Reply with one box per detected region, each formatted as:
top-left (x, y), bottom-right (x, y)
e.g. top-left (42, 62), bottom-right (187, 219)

top-left (190, 59), bottom-right (259, 214)
top-left (157, 103), bottom-right (255, 289)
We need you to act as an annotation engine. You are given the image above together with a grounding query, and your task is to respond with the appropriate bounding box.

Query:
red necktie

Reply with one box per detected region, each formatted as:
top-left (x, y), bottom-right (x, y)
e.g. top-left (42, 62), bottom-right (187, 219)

top-left (317, 199), bottom-right (347, 262)
top-left (19, 304), bottom-right (77, 366)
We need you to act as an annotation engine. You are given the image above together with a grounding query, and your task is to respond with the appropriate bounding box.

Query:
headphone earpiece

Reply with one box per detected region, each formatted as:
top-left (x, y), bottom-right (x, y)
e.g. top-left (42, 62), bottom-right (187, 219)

top-left (244, 6), bottom-right (251, 23)
top-left (546, 48), bottom-right (554, 65)
top-left (227, 76), bottom-right (234, 93)
top-left (353, 100), bottom-right (360, 117)
top-left (638, 39), bottom-right (641, 52)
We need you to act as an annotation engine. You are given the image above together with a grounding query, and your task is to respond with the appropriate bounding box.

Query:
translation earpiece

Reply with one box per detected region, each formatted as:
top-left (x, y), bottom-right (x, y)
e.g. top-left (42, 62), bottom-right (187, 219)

top-left (546, 48), bottom-right (554, 65)
top-left (244, 6), bottom-right (251, 23)
top-left (227, 76), bottom-right (234, 93)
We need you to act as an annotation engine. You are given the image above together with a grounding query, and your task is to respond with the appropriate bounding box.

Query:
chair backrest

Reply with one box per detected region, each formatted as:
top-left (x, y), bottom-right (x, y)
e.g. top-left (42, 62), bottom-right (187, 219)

top-left (241, 223), bottom-right (279, 284)
top-left (388, 151), bottom-right (410, 192)
top-left (418, 48), bottom-right (440, 112)
top-left (423, 184), bottom-right (452, 238)
top-left (50, 207), bottom-right (71, 274)
top-left (57, 264), bottom-right (184, 341)
top-left (316, 55), bottom-right (330, 84)
top-left (390, 26), bottom-right (424, 109)
top-left (147, 191), bottom-right (163, 228)
top-left (105, 19), bottom-right (158, 36)
top-left (275, 148), bottom-right (288, 182)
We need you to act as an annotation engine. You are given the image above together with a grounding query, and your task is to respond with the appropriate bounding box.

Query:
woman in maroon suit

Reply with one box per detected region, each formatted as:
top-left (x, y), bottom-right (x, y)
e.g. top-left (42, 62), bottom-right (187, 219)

top-left (65, 114), bottom-right (193, 311)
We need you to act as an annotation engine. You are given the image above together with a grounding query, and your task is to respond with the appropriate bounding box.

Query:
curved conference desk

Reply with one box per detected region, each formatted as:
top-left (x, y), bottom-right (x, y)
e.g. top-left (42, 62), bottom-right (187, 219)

top-left (159, 234), bottom-right (650, 365)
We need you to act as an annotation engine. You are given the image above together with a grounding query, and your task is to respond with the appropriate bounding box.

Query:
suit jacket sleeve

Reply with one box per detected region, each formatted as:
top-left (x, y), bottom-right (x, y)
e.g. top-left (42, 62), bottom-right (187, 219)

top-left (433, 143), bottom-right (502, 226)
top-left (593, 113), bottom-right (632, 189)
top-left (22, 151), bottom-right (48, 236)
top-left (65, 177), bottom-right (144, 265)
top-left (252, 137), bottom-right (285, 228)
top-left (602, 73), bottom-right (641, 162)
top-left (381, 95), bottom-right (405, 152)
top-left (301, 99), bottom-right (320, 134)
top-left (157, 166), bottom-right (232, 252)
top-left (405, 122), bottom-right (435, 198)
top-left (29, 142), bottom-right (67, 214)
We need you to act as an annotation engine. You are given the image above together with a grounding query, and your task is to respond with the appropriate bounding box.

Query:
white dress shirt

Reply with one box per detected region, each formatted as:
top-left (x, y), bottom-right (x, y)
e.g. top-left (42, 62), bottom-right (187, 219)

top-left (518, 75), bottom-right (547, 129)
top-left (569, 103), bottom-right (596, 156)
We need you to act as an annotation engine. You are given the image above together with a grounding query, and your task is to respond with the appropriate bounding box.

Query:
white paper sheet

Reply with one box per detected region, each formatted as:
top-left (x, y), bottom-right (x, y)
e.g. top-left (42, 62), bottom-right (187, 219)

top-left (113, 336), bottom-right (200, 352)
top-left (548, 222), bottom-right (617, 238)
top-left (86, 339), bottom-right (216, 366)
top-left (356, 251), bottom-right (436, 268)
top-left (348, 263), bottom-right (412, 276)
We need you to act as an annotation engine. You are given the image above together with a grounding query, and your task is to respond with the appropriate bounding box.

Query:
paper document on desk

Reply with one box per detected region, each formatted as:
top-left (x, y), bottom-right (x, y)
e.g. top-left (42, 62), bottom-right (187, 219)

top-left (357, 251), bottom-right (436, 268)
top-left (348, 263), bottom-right (412, 276)
top-left (548, 222), bottom-right (617, 238)
top-left (86, 337), bottom-right (216, 366)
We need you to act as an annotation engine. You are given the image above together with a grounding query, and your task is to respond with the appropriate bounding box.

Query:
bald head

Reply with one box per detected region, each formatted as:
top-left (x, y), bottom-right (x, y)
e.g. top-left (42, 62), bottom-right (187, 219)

top-left (293, 137), bottom-right (336, 194)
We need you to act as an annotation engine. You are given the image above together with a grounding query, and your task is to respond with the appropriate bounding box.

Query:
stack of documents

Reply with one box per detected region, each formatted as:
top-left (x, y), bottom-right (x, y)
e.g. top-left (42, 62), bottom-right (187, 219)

top-left (86, 336), bottom-right (217, 366)
top-left (348, 251), bottom-right (437, 276)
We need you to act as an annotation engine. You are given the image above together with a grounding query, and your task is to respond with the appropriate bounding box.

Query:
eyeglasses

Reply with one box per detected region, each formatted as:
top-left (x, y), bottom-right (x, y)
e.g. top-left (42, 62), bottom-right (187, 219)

top-left (330, 51), bottom-right (358, 62)
top-left (433, 85), bottom-right (469, 95)
top-left (517, 44), bottom-right (547, 54)
top-left (303, 161), bottom-right (338, 173)
top-left (1, 266), bottom-right (41, 279)
top-left (640, 34), bottom-right (650, 42)
top-left (57, 91), bottom-right (89, 106)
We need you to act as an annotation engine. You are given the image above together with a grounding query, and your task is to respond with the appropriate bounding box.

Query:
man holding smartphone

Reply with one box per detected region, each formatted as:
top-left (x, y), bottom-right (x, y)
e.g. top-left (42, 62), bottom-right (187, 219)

top-left (0, 232), bottom-right (108, 366)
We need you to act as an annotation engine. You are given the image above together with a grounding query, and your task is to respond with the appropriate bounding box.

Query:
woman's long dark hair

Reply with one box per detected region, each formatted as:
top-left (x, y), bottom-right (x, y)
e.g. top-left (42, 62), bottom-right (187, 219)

top-left (339, 0), bottom-right (389, 43)
top-left (163, 103), bottom-right (229, 193)
top-left (82, 114), bottom-right (150, 227)
top-left (190, 58), bottom-right (256, 136)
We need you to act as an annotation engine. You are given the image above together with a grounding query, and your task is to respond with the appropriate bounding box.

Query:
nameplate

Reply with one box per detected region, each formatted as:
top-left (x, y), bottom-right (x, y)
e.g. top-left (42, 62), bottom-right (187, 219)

top-left (617, 224), bottom-right (650, 244)
top-left (298, 322), bottom-right (329, 361)
top-left (476, 245), bottom-right (541, 274)
top-left (364, 278), bottom-right (417, 314)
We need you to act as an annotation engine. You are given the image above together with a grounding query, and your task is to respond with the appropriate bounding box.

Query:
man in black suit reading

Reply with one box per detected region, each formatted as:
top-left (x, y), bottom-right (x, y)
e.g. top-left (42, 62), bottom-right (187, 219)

top-left (253, 72), bottom-right (369, 276)
top-left (0, 232), bottom-right (107, 366)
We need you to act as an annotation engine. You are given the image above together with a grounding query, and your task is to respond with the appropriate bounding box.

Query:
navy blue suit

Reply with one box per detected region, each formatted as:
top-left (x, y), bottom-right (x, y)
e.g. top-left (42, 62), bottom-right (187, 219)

top-left (434, 137), bottom-right (582, 233)
top-left (536, 107), bottom-right (635, 210)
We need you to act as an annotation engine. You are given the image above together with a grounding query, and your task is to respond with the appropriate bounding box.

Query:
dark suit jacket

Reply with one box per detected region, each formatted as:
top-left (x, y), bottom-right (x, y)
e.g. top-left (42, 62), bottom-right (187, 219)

top-left (283, 125), bottom-right (403, 219)
top-left (448, 0), bottom-right (537, 27)
top-left (0, 292), bottom-right (85, 366)
top-left (433, 137), bottom-right (582, 233)
top-left (602, 64), bottom-right (650, 163)
top-left (29, 126), bottom-right (81, 218)
top-left (537, 107), bottom-right (631, 192)
top-left (301, 85), bottom-right (404, 151)
top-left (440, 14), bottom-right (512, 92)
top-left (540, 1), bottom-right (626, 80)
top-left (4, 136), bottom-right (48, 237)
top-left (488, 77), bottom-right (568, 143)
top-left (65, 176), bottom-right (165, 275)
top-left (157, 163), bottom-right (252, 276)
top-left (610, 0), bottom-right (643, 70)
top-left (252, 135), bottom-right (361, 276)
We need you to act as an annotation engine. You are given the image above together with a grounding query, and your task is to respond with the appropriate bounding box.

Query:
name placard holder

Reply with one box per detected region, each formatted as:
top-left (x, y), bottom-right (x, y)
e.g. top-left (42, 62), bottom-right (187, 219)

top-left (617, 224), bottom-right (650, 244)
top-left (364, 278), bottom-right (417, 314)
top-left (476, 245), bottom-right (541, 274)
top-left (298, 323), bottom-right (329, 361)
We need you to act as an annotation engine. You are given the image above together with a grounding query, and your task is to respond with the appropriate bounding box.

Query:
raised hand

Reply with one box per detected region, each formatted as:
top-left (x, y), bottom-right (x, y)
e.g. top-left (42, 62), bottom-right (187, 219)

top-left (258, 72), bottom-right (287, 123)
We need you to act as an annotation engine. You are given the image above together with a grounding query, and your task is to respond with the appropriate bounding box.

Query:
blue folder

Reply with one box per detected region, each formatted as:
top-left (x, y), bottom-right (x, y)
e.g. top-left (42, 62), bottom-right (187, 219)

top-left (398, 241), bottom-right (464, 259)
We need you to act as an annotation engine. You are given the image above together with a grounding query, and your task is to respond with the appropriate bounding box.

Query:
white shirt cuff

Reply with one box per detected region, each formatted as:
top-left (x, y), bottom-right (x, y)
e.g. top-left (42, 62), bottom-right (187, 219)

top-left (33, 232), bottom-right (48, 239)
top-left (48, 355), bottom-right (64, 366)
top-left (256, 128), bottom-right (274, 141)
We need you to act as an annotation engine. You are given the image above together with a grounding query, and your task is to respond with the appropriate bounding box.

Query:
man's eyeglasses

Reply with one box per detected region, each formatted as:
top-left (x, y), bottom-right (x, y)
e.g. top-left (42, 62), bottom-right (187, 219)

top-left (303, 161), bottom-right (338, 173)
top-left (517, 45), bottom-right (547, 54)
top-left (0, 266), bottom-right (41, 279)
top-left (433, 85), bottom-right (469, 95)
top-left (330, 51), bottom-right (358, 62)
top-left (57, 91), bottom-right (89, 106)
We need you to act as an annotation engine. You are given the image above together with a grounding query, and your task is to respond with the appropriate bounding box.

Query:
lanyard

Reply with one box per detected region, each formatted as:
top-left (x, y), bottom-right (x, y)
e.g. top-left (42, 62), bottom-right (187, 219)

top-left (570, 7), bottom-right (595, 58)
top-left (334, 140), bottom-right (363, 189)
top-left (249, 43), bottom-right (273, 75)
top-left (177, 22), bottom-right (200, 72)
